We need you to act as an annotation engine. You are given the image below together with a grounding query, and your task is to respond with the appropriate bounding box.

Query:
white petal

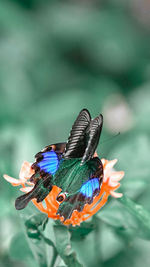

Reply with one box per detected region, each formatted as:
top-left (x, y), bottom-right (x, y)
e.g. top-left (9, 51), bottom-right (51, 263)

top-left (103, 169), bottom-right (112, 182)
top-left (26, 181), bottom-right (34, 186)
top-left (110, 171), bottom-right (125, 182)
top-left (19, 161), bottom-right (33, 180)
top-left (101, 158), bottom-right (107, 165)
top-left (105, 159), bottom-right (118, 170)
top-left (3, 174), bottom-right (22, 185)
top-left (103, 172), bottom-right (109, 182)
top-left (110, 190), bottom-right (123, 198)
top-left (94, 152), bottom-right (98, 157)
top-left (109, 181), bottom-right (119, 187)
top-left (20, 186), bottom-right (33, 193)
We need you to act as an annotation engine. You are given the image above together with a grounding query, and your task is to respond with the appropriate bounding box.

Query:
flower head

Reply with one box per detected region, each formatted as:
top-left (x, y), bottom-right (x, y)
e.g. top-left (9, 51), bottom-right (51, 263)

top-left (3, 158), bottom-right (124, 226)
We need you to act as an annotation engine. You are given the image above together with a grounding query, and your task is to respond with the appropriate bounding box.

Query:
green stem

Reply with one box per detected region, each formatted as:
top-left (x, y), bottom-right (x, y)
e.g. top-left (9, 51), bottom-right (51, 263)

top-left (50, 248), bottom-right (58, 267)
top-left (40, 234), bottom-right (58, 267)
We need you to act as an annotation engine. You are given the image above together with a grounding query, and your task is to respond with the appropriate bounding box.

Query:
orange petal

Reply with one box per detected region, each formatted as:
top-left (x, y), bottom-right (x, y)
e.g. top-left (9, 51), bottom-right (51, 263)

top-left (83, 193), bottom-right (109, 221)
top-left (32, 199), bottom-right (48, 214)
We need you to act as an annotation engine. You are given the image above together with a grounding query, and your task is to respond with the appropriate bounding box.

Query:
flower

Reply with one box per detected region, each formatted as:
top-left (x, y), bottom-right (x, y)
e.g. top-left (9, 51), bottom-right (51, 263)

top-left (3, 158), bottom-right (124, 226)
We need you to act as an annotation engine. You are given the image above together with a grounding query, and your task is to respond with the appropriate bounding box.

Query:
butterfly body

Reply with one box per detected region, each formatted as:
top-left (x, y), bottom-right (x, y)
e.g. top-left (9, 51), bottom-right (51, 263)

top-left (15, 109), bottom-right (104, 221)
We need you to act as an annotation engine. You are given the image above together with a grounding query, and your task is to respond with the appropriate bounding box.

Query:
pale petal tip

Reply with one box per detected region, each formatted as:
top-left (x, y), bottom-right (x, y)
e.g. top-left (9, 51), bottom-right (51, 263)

top-left (105, 159), bottom-right (118, 169)
top-left (19, 161), bottom-right (34, 179)
top-left (119, 171), bottom-right (125, 180)
top-left (20, 186), bottom-right (33, 193)
top-left (109, 181), bottom-right (120, 187)
top-left (110, 191), bottom-right (123, 198)
top-left (110, 171), bottom-right (125, 182)
top-left (3, 174), bottom-right (17, 183)
top-left (3, 174), bottom-right (8, 180)
top-left (109, 158), bottom-right (118, 165)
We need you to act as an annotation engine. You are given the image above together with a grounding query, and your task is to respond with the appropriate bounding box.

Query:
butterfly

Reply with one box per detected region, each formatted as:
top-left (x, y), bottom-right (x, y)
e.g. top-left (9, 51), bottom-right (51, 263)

top-left (15, 109), bottom-right (103, 221)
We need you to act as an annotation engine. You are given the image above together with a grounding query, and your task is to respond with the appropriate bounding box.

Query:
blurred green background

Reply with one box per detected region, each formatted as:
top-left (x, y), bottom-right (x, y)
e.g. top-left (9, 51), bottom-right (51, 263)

top-left (1, 0), bottom-right (150, 266)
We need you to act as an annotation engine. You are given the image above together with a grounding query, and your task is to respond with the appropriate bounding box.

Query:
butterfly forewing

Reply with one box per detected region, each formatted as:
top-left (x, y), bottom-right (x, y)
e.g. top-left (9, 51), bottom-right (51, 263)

top-left (64, 109), bottom-right (91, 159)
top-left (81, 114), bottom-right (103, 164)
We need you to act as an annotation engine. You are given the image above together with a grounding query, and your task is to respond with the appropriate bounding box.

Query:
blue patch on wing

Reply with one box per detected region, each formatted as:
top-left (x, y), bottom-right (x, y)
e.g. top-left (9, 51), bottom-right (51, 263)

top-left (80, 178), bottom-right (100, 198)
top-left (37, 150), bottom-right (59, 175)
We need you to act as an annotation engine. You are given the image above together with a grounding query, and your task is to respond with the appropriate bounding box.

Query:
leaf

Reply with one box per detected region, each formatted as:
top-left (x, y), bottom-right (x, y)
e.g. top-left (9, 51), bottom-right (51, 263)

top-left (9, 232), bottom-right (32, 261)
top-left (99, 223), bottom-right (125, 262)
top-left (97, 195), bottom-right (150, 241)
top-left (70, 217), bottom-right (103, 267)
top-left (24, 213), bottom-right (49, 267)
top-left (96, 196), bottom-right (150, 261)
top-left (108, 134), bottom-right (150, 199)
top-left (69, 219), bottom-right (96, 241)
top-left (25, 213), bottom-right (48, 239)
top-left (119, 195), bottom-right (150, 240)
top-left (103, 237), bottom-right (150, 267)
top-left (53, 225), bottom-right (83, 267)
top-left (97, 199), bottom-right (138, 233)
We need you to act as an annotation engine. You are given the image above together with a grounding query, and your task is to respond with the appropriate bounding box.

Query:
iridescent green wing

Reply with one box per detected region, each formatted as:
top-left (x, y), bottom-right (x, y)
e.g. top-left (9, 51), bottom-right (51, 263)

top-left (56, 157), bottom-right (103, 221)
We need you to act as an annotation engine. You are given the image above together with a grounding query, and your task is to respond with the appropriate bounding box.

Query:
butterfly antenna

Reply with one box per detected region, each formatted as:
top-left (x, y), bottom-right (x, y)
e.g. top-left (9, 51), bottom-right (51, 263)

top-left (100, 132), bottom-right (120, 145)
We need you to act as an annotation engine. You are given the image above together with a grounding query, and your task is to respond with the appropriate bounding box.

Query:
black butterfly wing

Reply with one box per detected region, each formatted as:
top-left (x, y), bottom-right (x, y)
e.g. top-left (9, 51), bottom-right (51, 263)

top-left (63, 110), bottom-right (103, 164)
top-left (81, 114), bottom-right (103, 164)
top-left (63, 109), bottom-right (91, 159)
top-left (15, 143), bottom-right (66, 210)
top-left (15, 177), bottom-right (52, 210)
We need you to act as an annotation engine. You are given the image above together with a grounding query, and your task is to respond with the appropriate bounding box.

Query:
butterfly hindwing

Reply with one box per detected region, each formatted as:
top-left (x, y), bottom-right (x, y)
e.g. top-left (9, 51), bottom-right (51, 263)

top-left (57, 157), bottom-right (103, 221)
top-left (56, 178), bottom-right (101, 221)
top-left (15, 176), bottom-right (52, 210)
top-left (79, 177), bottom-right (100, 198)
